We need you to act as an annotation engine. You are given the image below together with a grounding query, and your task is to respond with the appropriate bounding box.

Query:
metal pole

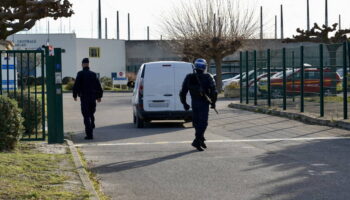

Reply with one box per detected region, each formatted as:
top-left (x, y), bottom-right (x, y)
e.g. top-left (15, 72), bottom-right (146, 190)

top-left (105, 18), bottom-right (108, 39)
top-left (27, 52), bottom-right (30, 138)
top-left (13, 53), bottom-right (17, 98)
top-left (128, 13), bottom-right (130, 41)
top-left (147, 26), bottom-right (150, 40)
top-left (260, 6), bottom-right (263, 40)
top-left (20, 53), bottom-right (23, 108)
top-left (34, 53), bottom-right (38, 138)
top-left (41, 51), bottom-right (46, 140)
top-left (300, 46), bottom-right (305, 113)
top-left (267, 49), bottom-right (271, 107)
top-left (339, 15), bottom-right (341, 30)
top-left (343, 42), bottom-right (348, 119)
top-left (117, 11), bottom-right (120, 40)
top-left (275, 15), bottom-right (277, 39)
top-left (254, 50), bottom-right (257, 105)
top-left (246, 51), bottom-right (249, 104)
top-left (325, 0), bottom-right (328, 27)
top-left (0, 52), bottom-right (2, 95)
top-left (292, 51), bottom-right (295, 102)
top-left (307, 0), bottom-right (310, 31)
top-left (280, 5), bottom-right (284, 39)
top-left (240, 52), bottom-right (243, 103)
top-left (283, 48), bottom-right (287, 110)
top-left (98, 0), bottom-right (102, 39)
top-left (320, 44), bottom-right (324, 117)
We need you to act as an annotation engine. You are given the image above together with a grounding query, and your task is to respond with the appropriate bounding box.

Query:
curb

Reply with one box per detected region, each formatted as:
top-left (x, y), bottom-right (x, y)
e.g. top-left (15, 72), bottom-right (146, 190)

top-left (229, 103), bottom-right (350, 130)
top-left (66, 139), bottom-right (100, 200)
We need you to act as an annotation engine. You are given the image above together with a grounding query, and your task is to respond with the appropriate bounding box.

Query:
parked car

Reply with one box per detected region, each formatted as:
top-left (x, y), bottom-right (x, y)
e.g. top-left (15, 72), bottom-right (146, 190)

top-left (223, 69), bottom-right (281, 89)
top-left (247, 72), bottom-right (278, 96)
top-left (213, 72), bottom-right (239, 84)
top-left (132, 61), bottom-right (193, 128)
top-left (258, 68), bottom-right (342, 97)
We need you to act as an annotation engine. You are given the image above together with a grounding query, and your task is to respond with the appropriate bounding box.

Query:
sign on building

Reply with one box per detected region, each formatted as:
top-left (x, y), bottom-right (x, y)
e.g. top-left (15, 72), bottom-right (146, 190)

top-left (112, 71), bottom-right (128, 85)
top-left (1, 56), bottom-right (17, 91)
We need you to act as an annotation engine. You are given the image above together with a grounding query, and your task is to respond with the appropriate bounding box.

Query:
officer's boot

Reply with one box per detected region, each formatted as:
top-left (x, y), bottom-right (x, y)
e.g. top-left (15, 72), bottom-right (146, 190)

top-left (200, 137), bottom-right (207, 149)
top-left (192, 139), bottom-right (204, 151)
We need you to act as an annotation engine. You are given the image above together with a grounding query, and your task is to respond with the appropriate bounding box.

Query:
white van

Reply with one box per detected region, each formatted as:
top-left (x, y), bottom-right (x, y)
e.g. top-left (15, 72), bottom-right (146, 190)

top-left (132, 61), bottom-right (193, 128)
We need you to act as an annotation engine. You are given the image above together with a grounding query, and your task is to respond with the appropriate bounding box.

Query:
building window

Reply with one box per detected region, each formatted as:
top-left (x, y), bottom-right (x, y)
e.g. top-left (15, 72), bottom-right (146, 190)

top-left (89, 47), bottom-right (100, 58)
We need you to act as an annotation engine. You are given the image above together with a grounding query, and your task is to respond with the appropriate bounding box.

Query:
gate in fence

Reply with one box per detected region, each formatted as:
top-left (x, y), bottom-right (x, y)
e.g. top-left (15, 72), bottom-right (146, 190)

top-left (0, 47), bottom-right (64, 143)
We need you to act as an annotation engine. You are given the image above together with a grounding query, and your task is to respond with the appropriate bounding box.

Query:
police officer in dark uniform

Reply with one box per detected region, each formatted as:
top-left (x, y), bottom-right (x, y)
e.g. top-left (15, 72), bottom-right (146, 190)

top-left (73, 58), bottom-right (103, 140)
top-left (180, 58), bottom-right (218, 151)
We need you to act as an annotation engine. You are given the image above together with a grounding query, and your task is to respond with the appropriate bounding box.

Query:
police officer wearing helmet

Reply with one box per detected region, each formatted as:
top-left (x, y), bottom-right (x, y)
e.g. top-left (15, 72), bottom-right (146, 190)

top-left (180, 58), bottom-right (218, 151)
top-left (73, 58), bottom-right (103, 140)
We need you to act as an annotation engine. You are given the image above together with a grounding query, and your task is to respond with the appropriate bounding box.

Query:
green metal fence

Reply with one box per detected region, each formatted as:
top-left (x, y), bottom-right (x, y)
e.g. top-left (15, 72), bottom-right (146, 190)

top-left (239, 42), bottom-right (350, 121)
top-left (1, 50), bottom-right (46, 140)
top-left (1, 48), bottom-right (64, 143)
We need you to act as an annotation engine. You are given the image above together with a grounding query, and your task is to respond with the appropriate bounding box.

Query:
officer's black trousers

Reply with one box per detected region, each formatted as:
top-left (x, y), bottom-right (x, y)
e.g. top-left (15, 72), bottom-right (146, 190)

top-left (192, 100), bottom-right (209, 142)
top-left (80, 98), bottom-right (96, 138)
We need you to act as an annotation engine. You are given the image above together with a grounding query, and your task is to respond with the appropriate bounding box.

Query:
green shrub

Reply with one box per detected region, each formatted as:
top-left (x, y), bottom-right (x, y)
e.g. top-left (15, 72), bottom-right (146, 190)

top-left (35, 76), bottom-right (46, 85)
top-left (62, 76), bottom-right (75, 84)
top-left (0, 95), bottom-right (24, 151)
top-left (8, 92), bottom-right (42, 135)
top-left (23, 76), bottom-right (36, 86)
top-left (65, 81), bottom-right (75, 91)
top-left (100, 76), bottom-right (113, 88)
top-left (103, 86), bottom-right (112, 91)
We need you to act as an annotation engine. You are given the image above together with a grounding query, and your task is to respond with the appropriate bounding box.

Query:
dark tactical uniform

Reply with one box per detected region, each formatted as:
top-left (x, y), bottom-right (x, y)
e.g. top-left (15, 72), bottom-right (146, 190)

top-left (73, 67), bottom-right (103, 138)
top-left (180, 70), bottom-right (218, 149)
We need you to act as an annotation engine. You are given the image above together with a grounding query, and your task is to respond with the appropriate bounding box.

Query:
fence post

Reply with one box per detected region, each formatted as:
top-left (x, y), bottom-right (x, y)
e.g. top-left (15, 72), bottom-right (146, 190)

top-left (343, 42), bottom-right (348, 119)
top-left (254, 50), bottom-right (257, 106)
top-left (240, 52), bottom-right (243, 103)
top-left (46, 47), bottom-right (64, 144)
top-left (300, 46), bottom-right (304, 113)
top-left (283, 48), bottom-right (287, 110)
top-left (245, 51), bottom-right (249, 104)
top-left (267, 49), bottom-right (271, 107)
top-left (320, 44), bottom-right (324, 117)
top-left (13, 52), bottom-right (17, 98)
top-left (41, 51), bottom-right (46, 140)
top-left (292, 51), bottom-right (295, 102)
top-left (0, 52), bottom-right (2, 95)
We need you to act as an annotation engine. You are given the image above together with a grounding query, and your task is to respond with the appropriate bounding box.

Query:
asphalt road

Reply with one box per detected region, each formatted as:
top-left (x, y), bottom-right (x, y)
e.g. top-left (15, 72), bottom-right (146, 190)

top-left (65, 93), bottom-right (350, 200)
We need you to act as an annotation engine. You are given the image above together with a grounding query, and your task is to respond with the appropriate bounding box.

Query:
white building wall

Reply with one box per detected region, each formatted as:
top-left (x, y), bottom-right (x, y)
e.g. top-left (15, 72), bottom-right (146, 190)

top-left (9, 34), bottom-right (78, 78)
top-left (75, 39), bottom-right (126, 78)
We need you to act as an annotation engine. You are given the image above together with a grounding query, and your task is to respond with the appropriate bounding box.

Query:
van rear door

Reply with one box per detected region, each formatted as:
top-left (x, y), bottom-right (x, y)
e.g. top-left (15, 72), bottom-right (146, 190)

top-left (143, 63), bottom-right (175, 112)
top-left (174, 63), bottom-right (193, 111)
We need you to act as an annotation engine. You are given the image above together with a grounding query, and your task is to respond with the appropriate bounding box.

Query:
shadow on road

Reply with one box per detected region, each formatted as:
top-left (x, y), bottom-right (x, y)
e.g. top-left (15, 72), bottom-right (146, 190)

top-left (246, 139), bottom-right (350, 200)
top-left (91, 150), bottom-right (197, 174)
top-left (72, 121), bottom-right (191, 144)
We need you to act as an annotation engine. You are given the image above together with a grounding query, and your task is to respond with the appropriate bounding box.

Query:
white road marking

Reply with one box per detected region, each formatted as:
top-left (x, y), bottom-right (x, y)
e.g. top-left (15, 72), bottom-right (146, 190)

top-left (75, 136), bottom-right (350, 147)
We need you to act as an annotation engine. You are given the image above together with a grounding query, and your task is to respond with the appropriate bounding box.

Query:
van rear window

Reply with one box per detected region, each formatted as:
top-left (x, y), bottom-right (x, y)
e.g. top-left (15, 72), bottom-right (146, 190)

top-left (141, 65), bottom-right (146, 78)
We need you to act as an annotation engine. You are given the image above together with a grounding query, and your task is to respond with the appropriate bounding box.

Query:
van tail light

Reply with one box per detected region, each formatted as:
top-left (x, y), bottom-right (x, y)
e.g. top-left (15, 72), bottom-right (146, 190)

top-left (139, 78), bottom-right (144, 97)
top-left (138, 78), bottom-right (144, 110)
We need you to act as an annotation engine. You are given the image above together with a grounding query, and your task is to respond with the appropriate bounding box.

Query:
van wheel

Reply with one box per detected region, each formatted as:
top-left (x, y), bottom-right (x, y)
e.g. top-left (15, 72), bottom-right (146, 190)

top-left (136, 116), bottom-right (144, 128)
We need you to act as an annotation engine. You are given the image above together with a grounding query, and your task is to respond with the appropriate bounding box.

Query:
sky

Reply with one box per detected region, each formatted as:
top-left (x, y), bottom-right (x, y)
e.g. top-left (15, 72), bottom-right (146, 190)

top-left (24, 0), bottom-right (350, 40)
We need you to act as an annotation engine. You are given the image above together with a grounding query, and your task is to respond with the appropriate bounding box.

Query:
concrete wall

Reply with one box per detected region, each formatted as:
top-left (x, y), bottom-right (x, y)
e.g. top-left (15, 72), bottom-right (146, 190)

top-left (125, 40), bottom-right (181, 72)
top-left (76, 39), bottom-right (126, 78)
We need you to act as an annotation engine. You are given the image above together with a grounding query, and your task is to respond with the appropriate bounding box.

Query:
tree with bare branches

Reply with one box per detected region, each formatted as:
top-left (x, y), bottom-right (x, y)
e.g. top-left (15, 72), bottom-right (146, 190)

top-left (162, 0), bottom-right (258, 90)
top-left (285, 23), bottom-right (350, 95)
top-left (0, 0), bottom-right (74, 49)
